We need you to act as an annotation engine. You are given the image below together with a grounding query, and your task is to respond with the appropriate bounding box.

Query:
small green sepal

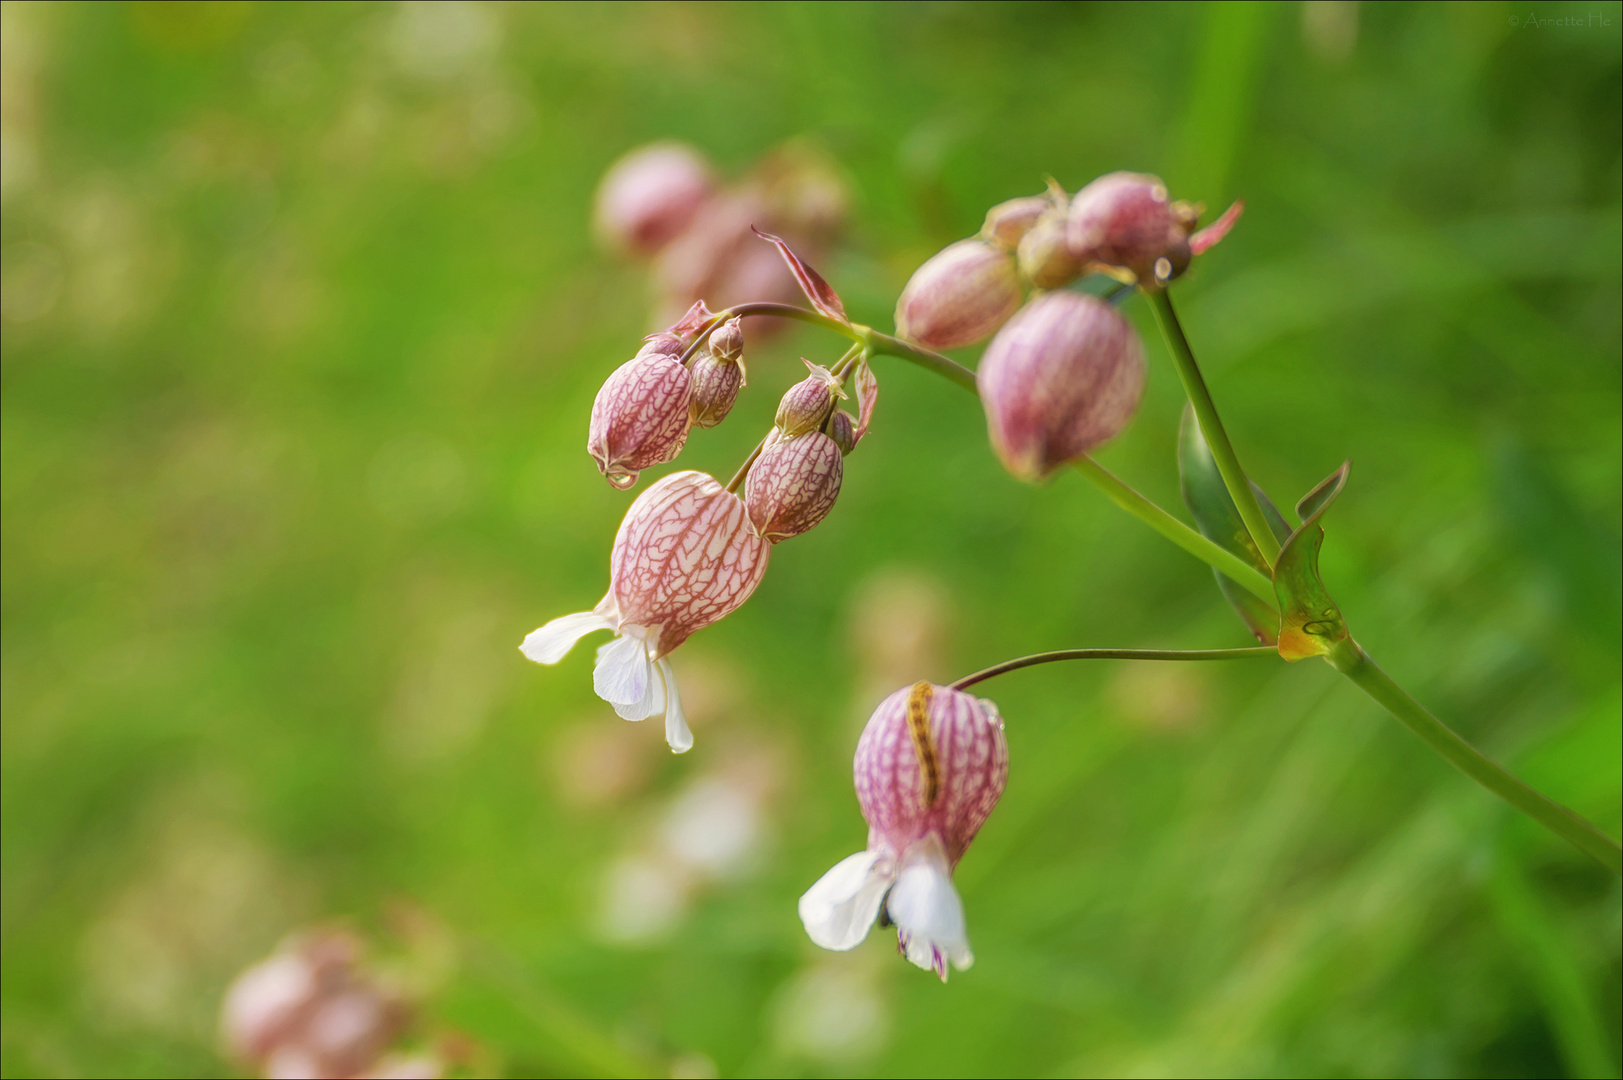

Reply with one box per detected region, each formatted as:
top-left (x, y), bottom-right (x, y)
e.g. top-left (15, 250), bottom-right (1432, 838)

top-left (1273, 462), bottom-right (1352, 661)
top-left (1177, 407), bottom-right (1289, 643)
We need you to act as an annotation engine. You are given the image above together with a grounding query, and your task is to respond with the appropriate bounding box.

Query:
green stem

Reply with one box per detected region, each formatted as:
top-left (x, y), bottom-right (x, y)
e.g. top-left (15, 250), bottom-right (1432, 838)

top-left (952, 646), bottom-right (1275, 691)
top-left (1071, 456), bottom-right (1278, 606)
top-left (860, 326), bottom-right (1278, 609)
top-left (1328, 639), bottom-right (1622, 875)
top-left (1147, 289), bottom-right (1282, 566)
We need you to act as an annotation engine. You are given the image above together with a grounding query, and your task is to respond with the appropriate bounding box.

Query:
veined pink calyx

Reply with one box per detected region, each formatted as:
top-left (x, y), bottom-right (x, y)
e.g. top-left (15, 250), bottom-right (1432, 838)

top-left (520, 471), bottom-right (770, 752)
top-left (798, 683), bottom-right (1008, 980)
top-left (745, 429), bottom-right (844, 542)
top-left (978, 290), bottom-right (1146, 482)
top-left (587, 337), bottom-right (694, 490)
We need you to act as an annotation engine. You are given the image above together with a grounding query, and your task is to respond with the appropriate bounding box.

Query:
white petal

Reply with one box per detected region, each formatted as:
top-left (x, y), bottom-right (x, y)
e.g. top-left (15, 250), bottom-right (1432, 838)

top-left (886, 837), bottom-right (973, 975)
top-left (798, 850), bottom-right (895, 952)
top-left (658, 658), bottom-right (692, 754)
top-left (520, 611), bottom-right (615, 665)
top-left (593, 634), bottom-right (656, 719)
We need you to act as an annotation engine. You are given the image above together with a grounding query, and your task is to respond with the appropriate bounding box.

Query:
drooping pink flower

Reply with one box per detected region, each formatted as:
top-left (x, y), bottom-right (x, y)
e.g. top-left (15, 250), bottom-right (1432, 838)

top-left (586, 339), bottom-right (694, 489)
top-left (893, 238), bottom-right (1023, 350)
top-left (521, 471), bottom-right (770, 752)
top-left (745, 430), bottom-right (844, 542)
top-left (593, 142), bottom-right (715, 256)
top-left (978, 291), bottom-right (1146, 482)
top-left (799, 683), bottom-right (1008, 980)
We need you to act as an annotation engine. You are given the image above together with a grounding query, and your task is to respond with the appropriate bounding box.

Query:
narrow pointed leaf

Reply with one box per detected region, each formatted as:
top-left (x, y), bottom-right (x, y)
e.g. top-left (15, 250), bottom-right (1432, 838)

top-left (1178, 406), bottom-right (1288, 644)
top-left (1274, 461), bottom-right (1352, 662)
top-left (752, 227), bottom-right (848, 324)
top-left (1189, 200), bottom-right (1245, 255)
top-left (852, 357), bottom-right (878, 444)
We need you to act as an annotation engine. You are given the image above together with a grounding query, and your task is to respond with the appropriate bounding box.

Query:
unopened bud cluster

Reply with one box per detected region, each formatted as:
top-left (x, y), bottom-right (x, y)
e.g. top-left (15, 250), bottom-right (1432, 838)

top-left (587, 306), bottom-right (750, 489)
top-left (593, 140), bottom-right (849, 329)
top-left (895, 171), bottom-right (1240, 482)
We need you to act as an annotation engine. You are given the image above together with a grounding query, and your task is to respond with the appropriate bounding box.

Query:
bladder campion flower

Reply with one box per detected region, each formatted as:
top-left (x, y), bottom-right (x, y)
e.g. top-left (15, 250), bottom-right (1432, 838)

top-left (799, 683), bottom-right (1008, 980)
top-left (521, 470), bottom-right (770, 752)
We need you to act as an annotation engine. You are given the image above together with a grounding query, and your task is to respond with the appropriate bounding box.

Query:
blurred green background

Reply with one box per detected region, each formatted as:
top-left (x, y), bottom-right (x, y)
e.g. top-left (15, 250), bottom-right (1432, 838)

top-left (3, 1), bottom-right (1620, 1076)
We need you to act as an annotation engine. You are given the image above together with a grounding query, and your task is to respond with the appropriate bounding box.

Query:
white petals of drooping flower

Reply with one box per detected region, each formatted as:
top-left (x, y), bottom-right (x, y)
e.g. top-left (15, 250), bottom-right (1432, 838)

top-left (520, 610), bottom-right (692, 754)
top-left (657, 658), bottom-right (691, 753)
top-left (885, 836), bottom-right (973, 979)
top-left (520, 610), bottom-right (616, 665)
top-left (798, 850), bottom-right (895, 951)
top-left (593, 630), bottom-right (655, 718)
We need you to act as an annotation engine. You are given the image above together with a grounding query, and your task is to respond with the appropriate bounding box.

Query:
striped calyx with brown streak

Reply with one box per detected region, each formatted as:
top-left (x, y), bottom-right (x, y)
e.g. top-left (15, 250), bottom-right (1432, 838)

top-left (854, 683), bottom-right (1008, 868)
top-left (906, 682), bottom-right (940, 809)
top-left (609, 470), bottom-right (771, 658)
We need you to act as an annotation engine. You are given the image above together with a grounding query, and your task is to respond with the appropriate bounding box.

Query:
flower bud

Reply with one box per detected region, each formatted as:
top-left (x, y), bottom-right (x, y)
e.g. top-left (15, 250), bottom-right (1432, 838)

top-left (707, 316), bottom-right (743, 362)
top-left (980, 194), bottom-right (1052, 251)
top-left (894, 239), bottom-right (1023, 350)
top-left (1015, 209), bottom-right (1085, 289)
top-left (1066, 171), bottom-right (1199, 286)
top-left (977, 291), bottom-right (1145, 482)
top-left (826, 409), bottom-right (857, 456)
top-left (593, 142), bottom-right (715, 256)
top-left (588, 350), bottom-right (693, 489)
top-left (689, 341), bottom-right (745, 429)
top-left (774, 359), bottom-right (844, 438)
top-left (745, 431), bottom-right (844, 542)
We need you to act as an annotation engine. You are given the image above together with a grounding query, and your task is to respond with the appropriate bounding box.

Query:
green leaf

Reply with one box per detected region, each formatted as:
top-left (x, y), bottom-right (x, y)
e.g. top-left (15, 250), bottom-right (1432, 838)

top-left (1177, 406), bottom-right (1290, 643)
top-left (1274, 462), bottom-right (1352, 661)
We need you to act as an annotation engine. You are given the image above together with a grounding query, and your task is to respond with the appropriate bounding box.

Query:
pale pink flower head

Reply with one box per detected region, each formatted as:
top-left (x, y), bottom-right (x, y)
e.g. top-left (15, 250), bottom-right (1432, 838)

top-left (593, 142), bottom-right (715, 256)
top-left (221, 929), bottom-right (409, 1080)
top-left (744, 430), bottom-right (844, 542)
top-left (799, 683), bottom-right (1008, 980)
top-left (978, 291), bottom-right (1146, 483)
top-left (587, 339), bottom-right (694, 489)
top-left (893, 238), bottom-right (1023, 350)
top-left (520, 471), bottom-right (771, 753)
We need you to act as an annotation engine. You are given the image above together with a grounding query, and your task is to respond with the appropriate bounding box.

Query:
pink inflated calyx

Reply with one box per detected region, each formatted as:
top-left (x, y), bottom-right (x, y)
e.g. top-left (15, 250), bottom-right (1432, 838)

top-left (978, 291), bottom-right (1145, 482)
top-left (894, 238), bottom-right (1023, 350)
top-left (745, 430), bottom-right (844, 542)
top-left (588, 345), bottom-right (695, 490)
top-left (610, 471), bottom-right (770, 658)
top-left (855, 684), bottom-right (1008, 870)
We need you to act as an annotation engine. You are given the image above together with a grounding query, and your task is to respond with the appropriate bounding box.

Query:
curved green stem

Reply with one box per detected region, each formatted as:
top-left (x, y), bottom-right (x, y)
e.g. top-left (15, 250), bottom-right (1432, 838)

top-left (1147, 289), bottom-right (1281, 567)
top-left (1071, 456), bottom-right (1277, 606)
top-left (953, 646), bottom-right (1275, 691)
top-left (1328, 638), bottom-right (1622, 875)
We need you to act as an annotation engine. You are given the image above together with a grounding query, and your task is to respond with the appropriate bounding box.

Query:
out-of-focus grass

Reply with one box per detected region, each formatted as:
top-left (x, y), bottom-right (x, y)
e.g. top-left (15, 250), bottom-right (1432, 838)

top-left (1, 2), bottom-right (1618, 1077)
